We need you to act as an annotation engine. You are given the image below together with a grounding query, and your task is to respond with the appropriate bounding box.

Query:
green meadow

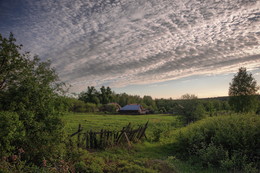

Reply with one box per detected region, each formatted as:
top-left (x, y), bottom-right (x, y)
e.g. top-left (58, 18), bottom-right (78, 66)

top-left (61, 113), bottom-right (228, 173)
top-left (62, 113), bottom-right (181, 135)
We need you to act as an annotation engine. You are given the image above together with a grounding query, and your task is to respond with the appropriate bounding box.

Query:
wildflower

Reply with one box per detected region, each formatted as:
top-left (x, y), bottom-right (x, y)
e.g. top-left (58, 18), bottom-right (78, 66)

top-left (18, 148), bottom-right (25, 154)
top-left (11, 155), bottom-right (18, 161)
top-left (2, 156), bottom-right (7, 161)
top-left (42, 159), bottom-right (47, 167)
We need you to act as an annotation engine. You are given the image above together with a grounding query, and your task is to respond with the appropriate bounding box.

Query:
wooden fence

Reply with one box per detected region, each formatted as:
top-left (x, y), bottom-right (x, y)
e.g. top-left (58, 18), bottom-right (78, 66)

top-left (70, 122), bottom-right (148, 149)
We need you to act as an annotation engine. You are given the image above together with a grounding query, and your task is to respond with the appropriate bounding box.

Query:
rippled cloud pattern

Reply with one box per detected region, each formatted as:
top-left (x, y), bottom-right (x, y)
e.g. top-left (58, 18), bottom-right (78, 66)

top-left (1, 0), bottom-right (260, 92)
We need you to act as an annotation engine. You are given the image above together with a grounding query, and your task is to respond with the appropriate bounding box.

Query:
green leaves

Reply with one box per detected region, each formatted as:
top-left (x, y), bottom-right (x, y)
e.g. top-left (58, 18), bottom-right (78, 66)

top-left (172, 114), bottom-right (260, 171)
top-left (0, 111), bottom-right (25, 157)
top-left (0, 33), bottom-right (67, 165)
top-left (229, 67), bottom-right (259, 113)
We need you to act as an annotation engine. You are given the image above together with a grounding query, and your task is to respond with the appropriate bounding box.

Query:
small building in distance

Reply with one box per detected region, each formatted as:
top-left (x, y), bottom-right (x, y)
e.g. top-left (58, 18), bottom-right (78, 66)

top-left (119, 104), bottom-right (146, 115)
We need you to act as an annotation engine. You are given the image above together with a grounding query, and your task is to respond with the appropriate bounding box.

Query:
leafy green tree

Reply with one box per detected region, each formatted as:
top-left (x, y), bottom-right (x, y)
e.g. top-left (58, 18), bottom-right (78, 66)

top-left (181, 93), bottom-right (198, 100)
top-left (0, 33), bottom-right (66, 165)
top-left (142, 95), bottom-right (157, 112)
top-left (99, 86), bottom-right (112, 104)
top-left (229, 67), bottom-right (259, 113)
top-left (79, 86), bottom-right (100, 104)
top-left (177, 94), bottom-right (206, 124)
top-left (0, 33), bottom-right (28, 92)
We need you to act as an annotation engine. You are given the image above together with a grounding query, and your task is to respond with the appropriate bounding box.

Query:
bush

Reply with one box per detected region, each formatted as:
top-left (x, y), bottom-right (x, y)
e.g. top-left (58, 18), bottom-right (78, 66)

top-left (85, 103), bottom-right (98, 112)
top-left (0, 111), bottom-right (25, 158)
top-left (100, 104), bottom-right (118, 113)
top-left (68, 99), bottom-right (98, 113)
top-left (171, 114), bottom-right (260, 172)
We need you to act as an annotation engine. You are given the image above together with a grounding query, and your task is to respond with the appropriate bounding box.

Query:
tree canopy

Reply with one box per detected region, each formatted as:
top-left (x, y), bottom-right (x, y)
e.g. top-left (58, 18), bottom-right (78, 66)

top-left (0, 33), bottom-right (67, 165)
top-left (229, 67), bottom-right (259, 113)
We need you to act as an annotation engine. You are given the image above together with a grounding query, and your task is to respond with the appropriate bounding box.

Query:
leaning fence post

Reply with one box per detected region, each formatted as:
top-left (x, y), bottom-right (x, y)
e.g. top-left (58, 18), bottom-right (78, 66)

top-left (77, 124), bottom-right (82, 148)
top-left (123, 132), bottom-right (132, 147)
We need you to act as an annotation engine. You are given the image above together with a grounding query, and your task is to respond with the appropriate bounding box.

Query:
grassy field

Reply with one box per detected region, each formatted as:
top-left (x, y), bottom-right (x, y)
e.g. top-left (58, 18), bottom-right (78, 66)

top-left (61, 113), bottom-right (225, 173)
top-left (62, 113), bottom-right (181, 135)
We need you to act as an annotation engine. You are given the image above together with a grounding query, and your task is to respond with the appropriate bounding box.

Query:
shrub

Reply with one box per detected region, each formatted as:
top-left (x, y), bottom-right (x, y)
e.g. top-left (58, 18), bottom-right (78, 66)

top-left (0, 111), bottom-right (25, 158)
top-left (69, 99), bottom-right (99, 113)
top-left (100, 104), bottom-right (118, 113)
top-left (171, 114), bottom-right (260, 171)
top-left (85, 103), bottom-right (98, 112)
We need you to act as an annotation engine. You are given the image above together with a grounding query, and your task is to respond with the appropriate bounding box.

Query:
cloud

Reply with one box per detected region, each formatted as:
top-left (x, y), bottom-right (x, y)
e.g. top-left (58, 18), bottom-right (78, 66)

top-left (1, 0), bottom-right (260, 93)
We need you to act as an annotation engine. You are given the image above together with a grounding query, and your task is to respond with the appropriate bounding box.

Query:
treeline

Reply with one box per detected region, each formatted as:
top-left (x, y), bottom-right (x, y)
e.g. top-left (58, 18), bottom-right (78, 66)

top-left (67, 86), bottom-right (157, 113)
top-left (69, 86), bottom-right (232, 121)
top-left (156, 95), bottom-right (231, 124)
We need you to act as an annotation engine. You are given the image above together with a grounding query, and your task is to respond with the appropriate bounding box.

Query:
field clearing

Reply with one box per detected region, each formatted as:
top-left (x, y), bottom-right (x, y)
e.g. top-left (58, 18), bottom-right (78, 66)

top-left (61, 113), bottom-right (231, 173)
top-left (62, 113), bottom-right (180, 135)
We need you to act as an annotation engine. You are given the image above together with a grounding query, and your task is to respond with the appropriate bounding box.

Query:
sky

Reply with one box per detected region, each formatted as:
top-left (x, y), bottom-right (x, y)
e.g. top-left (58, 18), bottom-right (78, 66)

top-left (0, 0), bottom-right (260, 99)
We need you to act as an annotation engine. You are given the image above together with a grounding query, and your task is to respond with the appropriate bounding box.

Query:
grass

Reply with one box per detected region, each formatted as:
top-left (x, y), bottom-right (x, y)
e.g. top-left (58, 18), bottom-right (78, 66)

top-left (62, 113), bottom-right (225, 173)
top-left (62, 112), bottom-right (180, 135)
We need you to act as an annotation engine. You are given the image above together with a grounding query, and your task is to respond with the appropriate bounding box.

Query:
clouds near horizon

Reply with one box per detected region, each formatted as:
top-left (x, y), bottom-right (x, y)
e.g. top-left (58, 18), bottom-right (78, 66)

top-left (1, 0), bottom-right (260, 93)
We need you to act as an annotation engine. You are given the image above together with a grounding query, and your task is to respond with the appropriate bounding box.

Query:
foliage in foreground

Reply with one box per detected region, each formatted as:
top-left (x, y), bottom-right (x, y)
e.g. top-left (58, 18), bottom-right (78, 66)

top-left (0, 33), bottom-right (67, 166)
top-left (171, 114), bottom-right (260, 172)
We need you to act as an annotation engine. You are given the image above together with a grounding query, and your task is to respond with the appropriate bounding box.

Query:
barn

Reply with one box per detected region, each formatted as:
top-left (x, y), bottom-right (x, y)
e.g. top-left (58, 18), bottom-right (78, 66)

top-left (119, 104), bottom-right (146, 115)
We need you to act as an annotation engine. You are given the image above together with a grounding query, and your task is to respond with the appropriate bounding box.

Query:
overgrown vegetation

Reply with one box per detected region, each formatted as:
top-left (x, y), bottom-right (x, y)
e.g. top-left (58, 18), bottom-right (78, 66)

top-left (170, 114), bottom-right (260, 172)
top-left (0, 33), bottom-right (67, 168)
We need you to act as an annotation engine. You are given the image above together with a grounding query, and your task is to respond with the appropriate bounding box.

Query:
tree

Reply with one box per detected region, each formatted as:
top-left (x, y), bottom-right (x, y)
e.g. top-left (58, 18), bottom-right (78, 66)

top-left (0, 33), bottom-right (67, 165)
top-left (181, 93), bottom-right (198, 100)
top-left (0, 33), bottom-right (28, 91)
top-left (229, 67), bottom-right (259, 113)
top-left (79, 86), bottom-right (100, 104)
top-left (177, 94), bottom-right (206, 124)
top-left (99, 86), bottom-right (112, 104)
top-left (142, 95), bottom-right (157, 112)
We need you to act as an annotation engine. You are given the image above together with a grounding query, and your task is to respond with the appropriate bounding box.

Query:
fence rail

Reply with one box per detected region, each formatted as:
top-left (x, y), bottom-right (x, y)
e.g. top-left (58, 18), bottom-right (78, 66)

top-left (70, 122), bottom-right (148, 149)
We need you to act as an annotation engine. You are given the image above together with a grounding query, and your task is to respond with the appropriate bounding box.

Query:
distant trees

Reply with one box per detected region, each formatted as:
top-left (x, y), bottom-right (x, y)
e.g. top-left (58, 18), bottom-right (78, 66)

top-left (79, 86), bottom-right (100, 104)
top-left (229, 67), bottom-right (259, 113)
top-left (76, 87), bottom-right (158, 113)
top-left (142, 95), bottom-right (157, 112)
top-left (181, 94), bottom-right (197, 100)
top-left (78, 86), bottom-right (113, 105)
top-left (99, 86), bottom-right (113, 104)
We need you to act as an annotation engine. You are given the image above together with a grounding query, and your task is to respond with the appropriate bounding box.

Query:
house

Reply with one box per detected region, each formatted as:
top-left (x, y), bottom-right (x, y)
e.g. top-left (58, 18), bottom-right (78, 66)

top-left (119, 104), bottom-right (146, 115)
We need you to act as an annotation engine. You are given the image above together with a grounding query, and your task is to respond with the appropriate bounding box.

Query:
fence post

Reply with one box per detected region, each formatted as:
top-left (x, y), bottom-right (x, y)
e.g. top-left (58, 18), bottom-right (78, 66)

top-left (77, 124), bottom-right (82, 148)
top-left (86, 131), bottom-right (89, 149)
top-left (94, 132), bottom-right (98, 148)
top-left (90, 130), bottom-right (93, 148)
top-left (100, 129), bottom-right (103, 148)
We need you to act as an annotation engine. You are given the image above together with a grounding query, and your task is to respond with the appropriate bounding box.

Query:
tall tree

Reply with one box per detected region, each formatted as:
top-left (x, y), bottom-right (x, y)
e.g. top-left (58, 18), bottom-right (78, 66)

top-left (99, 86), bottom-right (112, 104)
top-left (0, 33), bottom-right (28, 91)
top-left (79, 86), bottom-right (100, 104)
top-left (229, 67), bottom-right (259, 113)
top-left (0, 33), bottom-right (66, 165)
